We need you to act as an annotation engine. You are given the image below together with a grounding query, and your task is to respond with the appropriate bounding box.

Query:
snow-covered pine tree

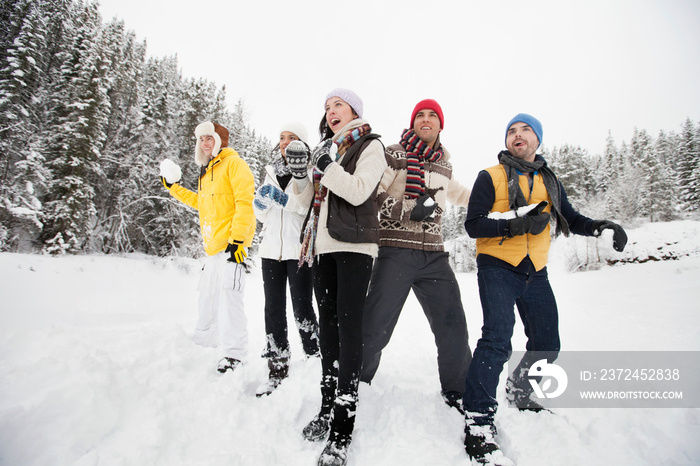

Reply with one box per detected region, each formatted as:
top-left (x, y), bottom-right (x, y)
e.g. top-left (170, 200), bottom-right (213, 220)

top-left (0, 0), bottom-right (70, 251)
top-left (226, 99), bottom-right (274, 185)
top-left (128, 56), bottom-right (200, 257)
top-left (92, 19), bottom-right (147, 253)
top-left (634, 128), bottom-right (676, 221)
top-left (613, 141), bottom-right (643, 222)
top-left (41, 1), bottom-right (110, 254)
top-left (655, 129), bottom-right (679, 169)
top-left (677, 118), bottom-right (699, 212)
top-left (546, 144), bottom-right (591, 208)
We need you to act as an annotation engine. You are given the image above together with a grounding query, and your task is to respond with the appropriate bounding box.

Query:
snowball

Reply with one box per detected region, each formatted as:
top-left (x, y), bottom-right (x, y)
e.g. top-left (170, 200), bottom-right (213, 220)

top-left (423, 197), bottom-right (435, 207)
top-left (159, 159), bottom-right (182, 184)
top-left (488, 202), bottom-right (542, 220)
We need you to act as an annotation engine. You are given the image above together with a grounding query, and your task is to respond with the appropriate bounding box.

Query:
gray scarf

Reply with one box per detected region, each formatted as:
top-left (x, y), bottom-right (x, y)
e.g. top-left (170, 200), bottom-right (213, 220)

top-left (498, 150), bottom-right (570, 237)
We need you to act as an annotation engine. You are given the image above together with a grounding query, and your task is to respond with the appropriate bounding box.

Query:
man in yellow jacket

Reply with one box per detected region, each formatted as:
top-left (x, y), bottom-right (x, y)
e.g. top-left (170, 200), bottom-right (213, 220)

top-left (162, 121), bottom-right (256, 373)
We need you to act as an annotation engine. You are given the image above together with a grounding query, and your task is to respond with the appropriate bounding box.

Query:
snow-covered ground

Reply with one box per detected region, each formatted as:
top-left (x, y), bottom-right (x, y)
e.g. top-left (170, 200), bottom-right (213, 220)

top-left (1, 220), bottom-right (699, 466)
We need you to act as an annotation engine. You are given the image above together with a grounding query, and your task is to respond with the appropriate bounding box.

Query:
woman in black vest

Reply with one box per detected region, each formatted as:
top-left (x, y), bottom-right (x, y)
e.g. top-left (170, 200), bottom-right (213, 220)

top-left (286, 88), bottom-right (386, 466)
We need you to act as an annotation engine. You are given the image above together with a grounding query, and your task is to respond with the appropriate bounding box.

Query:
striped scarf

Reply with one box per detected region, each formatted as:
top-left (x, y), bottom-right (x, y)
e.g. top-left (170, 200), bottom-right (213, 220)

top-left (298, 123), bottom-right (372, 267)
top-left (399, 128), bottom-right (444, 199)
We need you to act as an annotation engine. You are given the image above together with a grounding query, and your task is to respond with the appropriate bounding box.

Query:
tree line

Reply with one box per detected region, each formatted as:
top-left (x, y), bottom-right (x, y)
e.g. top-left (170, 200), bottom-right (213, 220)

top-left (2, 0), bottom-right (699, 259)
top-left (0, 0), bottom-right (273, 256)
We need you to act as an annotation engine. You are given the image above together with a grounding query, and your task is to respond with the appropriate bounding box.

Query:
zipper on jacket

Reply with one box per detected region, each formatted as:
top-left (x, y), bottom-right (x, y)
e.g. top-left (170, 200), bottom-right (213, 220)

top-left (277, 178), bottom-right (284, 261)
top-left (278, 211), bottom-right (284, 261)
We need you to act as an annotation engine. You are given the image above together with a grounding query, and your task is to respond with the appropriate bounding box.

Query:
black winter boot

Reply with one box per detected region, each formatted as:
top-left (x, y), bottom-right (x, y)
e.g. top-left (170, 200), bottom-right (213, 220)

top-left (318, 438), bottom-right (349, 466)
top-left (505, 377), bottom-right (550, 413)
top-left (303, 410), bottom-right (331, 441)
top-left (317, 392), bottom-right (357, 466)
top-left (256, 357), bottom-right (289, 397)
top-left (464, 414), bottom-right (513, 465)
top-left (464, 423), bottom-right (500, 463)
top-left (216, 357), bottom-right (241, 374)
top-left (441, 390), bottom-right (465, 414)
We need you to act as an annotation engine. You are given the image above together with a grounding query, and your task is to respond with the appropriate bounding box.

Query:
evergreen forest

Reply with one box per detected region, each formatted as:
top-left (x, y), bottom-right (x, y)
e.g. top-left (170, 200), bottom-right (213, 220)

top-left (1, 0), bottom-right (699, 259)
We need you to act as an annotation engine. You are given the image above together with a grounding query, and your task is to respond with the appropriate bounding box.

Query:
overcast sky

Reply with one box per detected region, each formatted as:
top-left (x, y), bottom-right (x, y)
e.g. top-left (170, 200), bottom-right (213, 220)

top-left (98, 0), bottom-right (700, 182)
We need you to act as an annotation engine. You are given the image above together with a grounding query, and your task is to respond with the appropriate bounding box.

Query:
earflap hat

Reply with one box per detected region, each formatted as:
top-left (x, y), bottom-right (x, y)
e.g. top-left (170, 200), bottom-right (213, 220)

top-left (194, 121), bottom-right (229, 166)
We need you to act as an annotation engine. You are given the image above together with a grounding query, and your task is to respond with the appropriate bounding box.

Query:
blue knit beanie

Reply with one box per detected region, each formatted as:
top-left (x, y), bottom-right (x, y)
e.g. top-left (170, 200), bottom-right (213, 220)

top-left (505, 113), bottom-right (543, 148)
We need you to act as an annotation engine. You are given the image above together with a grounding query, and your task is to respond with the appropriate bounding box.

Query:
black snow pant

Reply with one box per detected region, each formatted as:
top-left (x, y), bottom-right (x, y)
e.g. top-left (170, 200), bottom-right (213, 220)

top-left (261, 258), bottom-right (319, 359)
top-left (313, 252), bottom-right (374, 445)
top-left (361, 247), bottom-right (472, 394)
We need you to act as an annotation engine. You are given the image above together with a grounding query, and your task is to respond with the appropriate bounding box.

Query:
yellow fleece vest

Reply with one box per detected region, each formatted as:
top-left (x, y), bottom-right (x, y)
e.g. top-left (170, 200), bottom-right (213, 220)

top-left (476, 164), bottom-right (552, 271)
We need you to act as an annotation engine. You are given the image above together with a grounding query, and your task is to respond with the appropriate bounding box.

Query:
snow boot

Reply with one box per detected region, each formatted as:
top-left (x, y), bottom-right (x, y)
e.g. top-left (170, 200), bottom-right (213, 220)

top-left (505, 378), bottom-right (550, 413)
top-left (217, 357), bottom-right (241, 374)
top-left (318, 439), bottom-right (349, 466)
top-left (317, 392), bottom-right (357, 466)
top-left (464, 423), bottom-right (500, 464)
top-left (303, 411), bottom-right (331, 441)
top-left (256, 357), bottom-right (289, 397)
top-left (441, 390), bottom-right (465, 414)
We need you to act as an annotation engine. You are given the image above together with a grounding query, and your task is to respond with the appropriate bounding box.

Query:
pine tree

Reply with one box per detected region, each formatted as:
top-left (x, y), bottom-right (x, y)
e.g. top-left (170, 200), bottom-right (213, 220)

top-left (677, 118), bottom-right (699, 211)
top-left (42, 1), bottom-right (110, 254)
top-left (614, 142), bottom-right (643, 222)
top-left (92, 19), bottom-right (147, 253)
top-left (0, 0), bottom-right (70, 250)
top-left (634, 129), bottom-right (676, 221)
top-left (546, 144), bottom-right (590, 207)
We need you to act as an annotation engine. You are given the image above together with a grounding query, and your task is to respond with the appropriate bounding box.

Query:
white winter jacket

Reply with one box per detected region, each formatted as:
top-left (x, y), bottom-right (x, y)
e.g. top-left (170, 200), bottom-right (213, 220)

top-left (254, 164), bottom-right (310, 261)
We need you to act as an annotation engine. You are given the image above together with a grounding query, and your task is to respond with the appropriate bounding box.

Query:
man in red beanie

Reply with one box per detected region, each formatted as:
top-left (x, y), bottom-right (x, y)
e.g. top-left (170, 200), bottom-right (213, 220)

top-left (361, 99), bottom-right (473, 411)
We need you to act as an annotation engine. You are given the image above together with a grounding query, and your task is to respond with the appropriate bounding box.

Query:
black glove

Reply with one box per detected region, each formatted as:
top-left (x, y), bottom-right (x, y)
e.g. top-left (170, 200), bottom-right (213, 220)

top-left (311, 139), bottom-right (334, 173)
top-left (591, 220), bottom-right (627, 252)
top-left (410, 194), bottom-right (437, 221)
top-left (507, 202), bottom-right (550, 237)
top-left (285, 140), bottom-right (310, 179)
top-left (225, 240), bottom-right (247, 264)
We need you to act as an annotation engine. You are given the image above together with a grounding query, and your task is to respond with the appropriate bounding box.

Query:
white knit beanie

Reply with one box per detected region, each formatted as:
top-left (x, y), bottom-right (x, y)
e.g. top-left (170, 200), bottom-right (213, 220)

top-left (280, 121), bottom-right (309, 145)
top-left (324, 88), bottom-right (363, 118)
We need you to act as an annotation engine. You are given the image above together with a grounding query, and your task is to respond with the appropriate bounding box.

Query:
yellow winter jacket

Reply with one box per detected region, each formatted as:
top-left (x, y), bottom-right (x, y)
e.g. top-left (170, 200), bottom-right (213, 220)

top-left (168, 148), bottom-right (256, 256)
top-left (476, 164), bottom-right (552, 271)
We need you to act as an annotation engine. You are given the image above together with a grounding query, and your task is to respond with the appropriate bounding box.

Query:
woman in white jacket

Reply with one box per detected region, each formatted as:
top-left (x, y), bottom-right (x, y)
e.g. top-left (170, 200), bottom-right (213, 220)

top-left (253, 122), bottom-right (319, 397)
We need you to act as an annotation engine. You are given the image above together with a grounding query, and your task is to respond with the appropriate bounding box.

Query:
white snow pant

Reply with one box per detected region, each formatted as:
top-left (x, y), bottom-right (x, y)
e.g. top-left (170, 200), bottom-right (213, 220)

top-left (191, 251), bottom-right (248, 361)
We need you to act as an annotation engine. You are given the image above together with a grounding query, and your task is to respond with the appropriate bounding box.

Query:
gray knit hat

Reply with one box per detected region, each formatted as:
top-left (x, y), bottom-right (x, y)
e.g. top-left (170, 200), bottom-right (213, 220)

top-left (324, 88), bottom-right (363, 118)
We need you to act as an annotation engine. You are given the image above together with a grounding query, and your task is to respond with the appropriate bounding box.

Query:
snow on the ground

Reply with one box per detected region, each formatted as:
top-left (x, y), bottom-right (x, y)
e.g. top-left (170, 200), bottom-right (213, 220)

top-left (1, 220), bottom-right (699, 466)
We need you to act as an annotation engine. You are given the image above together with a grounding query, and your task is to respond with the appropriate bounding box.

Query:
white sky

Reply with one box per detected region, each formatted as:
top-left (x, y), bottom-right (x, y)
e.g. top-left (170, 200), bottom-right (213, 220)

top-left (97, 0), bottom-right (700, 182)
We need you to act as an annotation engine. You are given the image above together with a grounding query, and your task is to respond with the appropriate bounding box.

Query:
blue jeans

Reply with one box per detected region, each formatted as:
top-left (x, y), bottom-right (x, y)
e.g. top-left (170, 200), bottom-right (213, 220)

top-left (462, 257), bottom-right (560, 424)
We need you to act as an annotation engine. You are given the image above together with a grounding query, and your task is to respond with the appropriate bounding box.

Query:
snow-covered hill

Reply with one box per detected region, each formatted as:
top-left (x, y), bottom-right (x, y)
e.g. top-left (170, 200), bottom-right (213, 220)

top-left (1, 220), bottom-right (699, 465)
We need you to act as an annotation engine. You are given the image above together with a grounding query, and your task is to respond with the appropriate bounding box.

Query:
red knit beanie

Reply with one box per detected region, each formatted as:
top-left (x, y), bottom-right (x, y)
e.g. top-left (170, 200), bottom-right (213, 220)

top-left (410, 99), bottom-right (444, 129)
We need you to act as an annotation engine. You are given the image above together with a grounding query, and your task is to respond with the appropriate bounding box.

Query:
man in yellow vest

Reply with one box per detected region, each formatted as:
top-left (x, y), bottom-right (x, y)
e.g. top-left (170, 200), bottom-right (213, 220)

top-left (462, 113), bottom-right (627, 463)
top-left (161, 121), bottom-right (256, 374)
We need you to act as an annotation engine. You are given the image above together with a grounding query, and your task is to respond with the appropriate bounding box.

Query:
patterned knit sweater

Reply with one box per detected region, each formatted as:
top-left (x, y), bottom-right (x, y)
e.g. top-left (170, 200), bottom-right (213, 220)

top-left (377, 143), bottom-right (471, 251)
